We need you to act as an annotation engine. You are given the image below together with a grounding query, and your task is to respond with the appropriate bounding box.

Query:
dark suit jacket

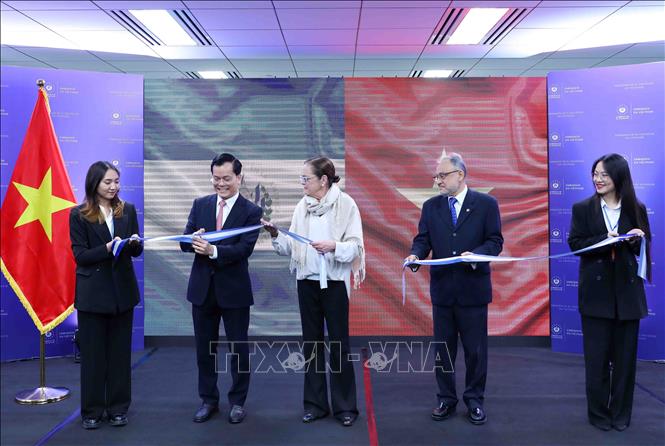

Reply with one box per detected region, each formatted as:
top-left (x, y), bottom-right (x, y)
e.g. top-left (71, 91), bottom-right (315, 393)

top-left (410, 188), bottom-right (503, 307)
top-left (568, 195), bottom-right (649, 320)
top-left (180, 193), bottom-right (262, 308)
top-left (69, 202), bottom-right (143, 314)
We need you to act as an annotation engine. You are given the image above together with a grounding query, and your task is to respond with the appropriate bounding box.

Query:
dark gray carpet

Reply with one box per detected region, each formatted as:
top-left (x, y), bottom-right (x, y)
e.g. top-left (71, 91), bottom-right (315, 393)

top-left (1, 345), bottom-right (663, 446)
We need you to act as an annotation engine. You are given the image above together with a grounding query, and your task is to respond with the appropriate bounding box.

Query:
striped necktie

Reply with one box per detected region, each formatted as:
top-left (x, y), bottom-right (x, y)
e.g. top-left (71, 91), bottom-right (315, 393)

top-left (449, 196), bottom-right (458, 227)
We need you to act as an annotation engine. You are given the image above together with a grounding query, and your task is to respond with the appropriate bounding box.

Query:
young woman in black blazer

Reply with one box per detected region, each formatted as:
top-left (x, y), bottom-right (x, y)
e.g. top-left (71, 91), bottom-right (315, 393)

top-left (69, 161), bottom-right (142, 429)
top-left (568, 153), bottom-right (652, 432)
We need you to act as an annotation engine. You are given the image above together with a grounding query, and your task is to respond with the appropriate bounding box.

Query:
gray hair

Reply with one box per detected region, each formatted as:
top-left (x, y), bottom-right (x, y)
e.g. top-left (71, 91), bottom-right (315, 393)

top-left (438, 150), bottom-right (467, 177)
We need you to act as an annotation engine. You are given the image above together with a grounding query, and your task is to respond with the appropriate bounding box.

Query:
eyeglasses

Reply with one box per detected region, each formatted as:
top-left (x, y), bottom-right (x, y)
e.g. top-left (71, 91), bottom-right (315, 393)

top-left (299, 175), bottom-right (316, 185)
top-left (432, 170), bottom-right (461, 182)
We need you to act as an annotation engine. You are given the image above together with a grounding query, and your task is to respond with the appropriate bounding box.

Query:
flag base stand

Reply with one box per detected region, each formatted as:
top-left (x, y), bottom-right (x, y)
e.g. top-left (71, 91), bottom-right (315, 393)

top-left (14, 332), bottom-right (71, 405)
top-left (15, 386), bottom-right (70, 405)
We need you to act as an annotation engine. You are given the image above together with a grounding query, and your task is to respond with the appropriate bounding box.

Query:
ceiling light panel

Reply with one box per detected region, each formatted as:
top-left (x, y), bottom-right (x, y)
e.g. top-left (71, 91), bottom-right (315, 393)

top-left (447, 8), bottom-right (509, 44)
top-left (129, 10), bottom-right (196, 46)
top-left (423, 69), bottom-right (454, 77)
top-left (198, 71), bottom-right (228, 79)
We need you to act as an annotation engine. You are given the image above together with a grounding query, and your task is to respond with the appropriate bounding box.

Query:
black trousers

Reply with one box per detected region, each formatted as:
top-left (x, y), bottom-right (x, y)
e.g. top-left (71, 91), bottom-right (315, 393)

top-left (433, 304), bottom-right (488, 410)
top-left (192, 283), bottom-right (250, 407)
top-left (297, 280), bottom-right (358, 418)
top-left (77, 309), bottom-right (134, 419)
top-left (581, 315), bottom-right (640, 429)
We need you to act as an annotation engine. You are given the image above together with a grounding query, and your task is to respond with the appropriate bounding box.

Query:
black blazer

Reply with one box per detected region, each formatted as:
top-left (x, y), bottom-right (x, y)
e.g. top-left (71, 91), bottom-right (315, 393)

top-left (568, 195), bottom-right (649, 320)
top-left (69, 202), bottom-right (143, 314)
top-left (180, 194), bottom-right (262, 308)
top-left (410, 189), bottom-right (503, 307)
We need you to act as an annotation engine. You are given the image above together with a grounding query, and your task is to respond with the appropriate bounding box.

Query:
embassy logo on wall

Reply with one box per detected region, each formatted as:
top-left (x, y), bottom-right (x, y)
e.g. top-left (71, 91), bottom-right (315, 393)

top-left (550, 179), bottom-right (563, 195)
top-left (616, 104), bottom-right (631, 120)
top-left (551, 276), bottom-right (563, 291)
top-left (110, 112), bottom-right (123, 126)
top-left (550, 227), bottom-right (564, 244)
top-left (549, 132), bottom-right (561, 148)
top-left (551, 323), bottom-right (563, 340)
top-left (548, 84), bottom-right (560, 99)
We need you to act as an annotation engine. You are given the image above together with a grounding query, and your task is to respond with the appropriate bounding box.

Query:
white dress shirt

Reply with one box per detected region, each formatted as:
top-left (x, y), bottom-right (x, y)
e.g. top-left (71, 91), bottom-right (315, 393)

top-left (600, 198), bottom-right (621, 233)
top-left (100, 205), bottom-right (114, 237)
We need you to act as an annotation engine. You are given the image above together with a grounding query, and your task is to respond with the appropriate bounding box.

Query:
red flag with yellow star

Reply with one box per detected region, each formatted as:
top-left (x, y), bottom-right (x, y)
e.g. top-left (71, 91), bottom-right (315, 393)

top-left (1, 86), bottom-right (77, 334)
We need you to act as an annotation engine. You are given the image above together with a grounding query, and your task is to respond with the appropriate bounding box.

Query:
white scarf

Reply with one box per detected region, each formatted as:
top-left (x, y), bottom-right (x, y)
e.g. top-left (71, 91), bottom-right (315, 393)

top-left (289, 184), bottom-right (366, 289)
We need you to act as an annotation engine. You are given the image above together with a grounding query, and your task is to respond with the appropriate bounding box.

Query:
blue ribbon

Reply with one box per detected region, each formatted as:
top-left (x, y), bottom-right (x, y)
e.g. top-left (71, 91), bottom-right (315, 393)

top-left (111, 224), bottom-right (263, 258)
top-left (402, 235), bottom-right (647, 305)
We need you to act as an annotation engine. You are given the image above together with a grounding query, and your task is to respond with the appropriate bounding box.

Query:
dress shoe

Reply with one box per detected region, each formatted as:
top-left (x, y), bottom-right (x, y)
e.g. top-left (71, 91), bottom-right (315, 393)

top-left (108, 413), bottom-right (128, 427)
top-left (228, 405), bottom-right (246, 424)
top-left (302, 411), bottom-right (329, 423)
top-left (431, 402), bottom-right (456, 421)
top-left (193, 403), bottom-right (218, 423)
top-left (613, 424), bottom-right (629, 432)
top-left (467, 407), bottom-right (487, 425)
top-left (82, 417), bottom-right (102, 430)
top-left (590, 422), bottom-right (611, 431)
top-left (340, 415), bottom-right (357, 427)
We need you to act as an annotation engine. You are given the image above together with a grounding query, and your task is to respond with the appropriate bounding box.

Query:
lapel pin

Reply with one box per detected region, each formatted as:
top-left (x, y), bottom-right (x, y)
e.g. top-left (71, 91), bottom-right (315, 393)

top-left (466, 208), bottom-right (470, 212)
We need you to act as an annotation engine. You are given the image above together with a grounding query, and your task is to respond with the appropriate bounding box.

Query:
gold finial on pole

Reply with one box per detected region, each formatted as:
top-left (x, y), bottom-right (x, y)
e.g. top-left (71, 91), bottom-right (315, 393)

top-left (37, 79), bottom-right (45, 88)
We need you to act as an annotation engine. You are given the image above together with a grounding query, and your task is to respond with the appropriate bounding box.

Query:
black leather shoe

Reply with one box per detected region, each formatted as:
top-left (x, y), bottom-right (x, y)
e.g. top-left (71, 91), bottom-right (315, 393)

top-left (467, 407), bottom-right (487, 425)
top-left (82, 417), bottom-right (102, 430)
top-left (229, 405), bottom-right (246, 424)
top-left (612, 423), bottom-right (629, 432)
top-left (302, 411), bottom-right (328, 423)
top-left (341, 415), bottom-right (357, 427)
top-left (431, 402), bottom-right (456, 421)
top-left (193, 403), bottom-right (218, 423)
top-left (108, 413), bottom-right (128, 427)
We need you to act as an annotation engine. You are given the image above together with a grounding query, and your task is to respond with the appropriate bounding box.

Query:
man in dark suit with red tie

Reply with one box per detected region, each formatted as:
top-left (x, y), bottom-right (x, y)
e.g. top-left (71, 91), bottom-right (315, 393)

top-left (406, 152), bottom-right (503, 425)
top-left (180, 153), bottom-right (262, 425)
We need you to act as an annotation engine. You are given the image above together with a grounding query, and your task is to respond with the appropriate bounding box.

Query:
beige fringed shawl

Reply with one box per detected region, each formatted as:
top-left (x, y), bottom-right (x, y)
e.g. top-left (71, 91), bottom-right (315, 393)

top-left (288, 184), bottom-right (365, 290)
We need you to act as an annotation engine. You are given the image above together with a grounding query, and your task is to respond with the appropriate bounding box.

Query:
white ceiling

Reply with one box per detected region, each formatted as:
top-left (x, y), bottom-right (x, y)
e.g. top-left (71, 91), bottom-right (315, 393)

top-left (1, 0), bottom-right (664, 78)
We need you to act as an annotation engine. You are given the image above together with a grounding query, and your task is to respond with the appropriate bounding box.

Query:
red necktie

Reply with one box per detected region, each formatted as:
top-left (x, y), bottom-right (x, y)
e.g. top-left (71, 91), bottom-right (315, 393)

top-left (216, 199), bottom-right (225, 231)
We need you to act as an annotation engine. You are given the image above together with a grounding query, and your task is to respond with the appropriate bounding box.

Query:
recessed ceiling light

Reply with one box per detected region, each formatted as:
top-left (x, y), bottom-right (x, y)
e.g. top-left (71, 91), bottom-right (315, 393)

top-left (129, 10), bottom-right (196, 46)
top-left (198, 71), bottom-right (228, 79)
top-left (423, 70), bottom-right (454, 78)
top-left (447, 8), bottom-right (508, 45)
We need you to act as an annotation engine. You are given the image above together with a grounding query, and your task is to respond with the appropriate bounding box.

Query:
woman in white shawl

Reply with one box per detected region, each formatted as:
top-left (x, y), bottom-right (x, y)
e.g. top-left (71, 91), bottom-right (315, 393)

top-left (263, 156), bottom-right (365, 427)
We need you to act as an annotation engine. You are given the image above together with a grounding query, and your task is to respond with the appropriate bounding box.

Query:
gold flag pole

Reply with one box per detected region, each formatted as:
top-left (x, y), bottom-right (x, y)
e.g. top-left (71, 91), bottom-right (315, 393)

top-left (15, 333), bottom-right (70, 404)
top-left (14, 80), bottom-right (71, 405)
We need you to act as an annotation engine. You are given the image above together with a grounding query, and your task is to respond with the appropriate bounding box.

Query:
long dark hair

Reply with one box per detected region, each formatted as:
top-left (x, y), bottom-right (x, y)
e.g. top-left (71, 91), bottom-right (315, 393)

top-left (305, 156), bottom-right (340, 187)
top-left (592, 153), bottom-right (651, 280)
top-left (80, 161), bottom-right (124, 223)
